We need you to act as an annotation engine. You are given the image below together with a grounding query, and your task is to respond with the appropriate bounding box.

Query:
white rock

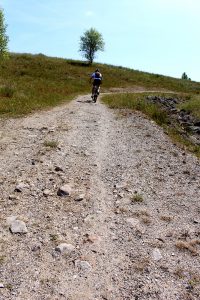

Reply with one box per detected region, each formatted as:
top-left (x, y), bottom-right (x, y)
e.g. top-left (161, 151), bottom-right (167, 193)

top-left (75, 260), bottom-right (92, 272)
top-left (15, 183), bottom-right (28, 192)
top-left (43, 189), bottom-right (51, 197)
top-left (0, 283), bottom-right (4, 288)
top-left (114, 183), bottom-right (127, 189)
top-left (55, 243), bottom-right (75, 254)
top-left (57, 184), bottom-right (72, 196)
top-left (152, 248), bottom-right (162, 261)
top-left (126, 218), bottom-right (140, 227)
top-left (7, 216), bottom-right (17, 225)
top-left (9, 195), bottom-right (19, 200)
top-left (10, 220), bottom-right (28, 234)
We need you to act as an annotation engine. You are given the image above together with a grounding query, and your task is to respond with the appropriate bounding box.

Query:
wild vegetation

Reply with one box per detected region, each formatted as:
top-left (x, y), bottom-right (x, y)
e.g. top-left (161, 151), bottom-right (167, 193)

top-left (0, 53), bottom-right (200, 118)
top-left (0, 9), bottom-right (9, 59)
top-left (102, 92), bottom-right (200, 157)
top-left (0, 52), bottom-right (200, 156)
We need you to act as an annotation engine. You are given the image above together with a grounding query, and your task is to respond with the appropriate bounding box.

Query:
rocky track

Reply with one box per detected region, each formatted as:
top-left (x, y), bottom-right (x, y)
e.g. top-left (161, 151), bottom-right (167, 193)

top-left (0, 94), bottom-right (200, 300)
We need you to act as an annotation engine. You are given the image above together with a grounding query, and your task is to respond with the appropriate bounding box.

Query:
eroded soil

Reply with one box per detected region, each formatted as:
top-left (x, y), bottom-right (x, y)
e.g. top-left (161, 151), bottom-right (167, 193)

top-left (0, 94), bottom-right (200, 300)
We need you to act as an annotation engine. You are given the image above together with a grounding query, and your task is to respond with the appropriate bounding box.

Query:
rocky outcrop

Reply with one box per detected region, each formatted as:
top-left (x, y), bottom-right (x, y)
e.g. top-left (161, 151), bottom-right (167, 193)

top-left (146, 96), bottom-right (200, 145)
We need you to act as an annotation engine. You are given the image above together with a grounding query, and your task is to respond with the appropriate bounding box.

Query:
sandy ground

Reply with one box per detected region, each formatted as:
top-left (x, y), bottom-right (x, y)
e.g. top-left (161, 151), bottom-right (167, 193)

top-left (0, 94), bottom-right (200, 300)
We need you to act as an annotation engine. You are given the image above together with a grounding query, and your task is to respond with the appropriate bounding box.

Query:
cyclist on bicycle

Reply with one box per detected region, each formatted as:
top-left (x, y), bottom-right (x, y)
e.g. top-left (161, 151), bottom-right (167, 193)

top-left (90, 68), bottom-right (102, 99)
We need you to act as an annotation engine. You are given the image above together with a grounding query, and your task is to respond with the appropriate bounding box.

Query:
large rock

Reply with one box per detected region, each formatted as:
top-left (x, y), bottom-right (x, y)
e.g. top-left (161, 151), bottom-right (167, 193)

top-left (10, 220), bottom-right (28, 234)
top-left (57, 184), bottom-right (72, 197)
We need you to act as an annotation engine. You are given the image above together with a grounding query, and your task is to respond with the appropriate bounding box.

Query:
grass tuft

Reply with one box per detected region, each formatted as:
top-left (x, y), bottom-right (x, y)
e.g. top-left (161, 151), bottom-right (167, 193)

top-left (43, 140), bottom-right (58, 148)
top-left (160, 215), bottom-right (173, 222)
top-left (175, 240), bottom-right (200, 256)
top-left (131, 193), bottom-right (144, 203)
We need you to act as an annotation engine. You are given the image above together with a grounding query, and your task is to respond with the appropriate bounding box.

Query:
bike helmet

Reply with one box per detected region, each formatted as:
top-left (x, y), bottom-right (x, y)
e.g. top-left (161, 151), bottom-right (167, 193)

top-left (95, 68), bottom-right (100, 72)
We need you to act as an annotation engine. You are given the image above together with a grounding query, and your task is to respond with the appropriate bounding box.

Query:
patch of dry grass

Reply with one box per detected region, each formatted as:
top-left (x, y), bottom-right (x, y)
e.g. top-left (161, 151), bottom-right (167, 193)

top-left (43, 140), bottom-right (58, 148)
top-left (133, 210), bottom-right (150, 217)
top-left (175, 239), bottom-right (200, 256)
top-left (160, 215), bottom-right (173, 222)
top-left (141, 216), bottom-right (151, 225)
top-left (132, 257), bottom-right (150, 272)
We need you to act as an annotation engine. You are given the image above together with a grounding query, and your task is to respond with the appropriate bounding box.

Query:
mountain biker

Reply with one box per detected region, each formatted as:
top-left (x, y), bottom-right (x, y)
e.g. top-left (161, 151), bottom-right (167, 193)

top-left (90, 68), bottom-right (102, 99)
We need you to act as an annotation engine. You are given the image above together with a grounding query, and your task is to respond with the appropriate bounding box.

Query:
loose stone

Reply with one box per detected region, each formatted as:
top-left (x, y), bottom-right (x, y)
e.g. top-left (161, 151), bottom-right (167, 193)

top-left (57, 184), bottom-right (72, 196)
top-left (9, 195), bottom-right (19, 200)
top-left (152, 248), bottom-right (162, 261)
top-left (75, 260), bottom-right (92, 272)
top-left (10, 220), bottom-right (28, 234)
top-left (55, 243), bottom-right (75, 254)
top-left (74, 194), bottom-right (85, 201)
top-left (15, 183), bottom-right (27, 192)
top-left (55, 166), bottom-right (63, 172)
top-left (43, 189), bottom-right (51, 197)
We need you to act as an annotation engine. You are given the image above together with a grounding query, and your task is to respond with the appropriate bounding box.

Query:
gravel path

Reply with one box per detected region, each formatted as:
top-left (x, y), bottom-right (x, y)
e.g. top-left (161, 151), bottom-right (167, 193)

top-left (0, 94), bottom-right (200, 300)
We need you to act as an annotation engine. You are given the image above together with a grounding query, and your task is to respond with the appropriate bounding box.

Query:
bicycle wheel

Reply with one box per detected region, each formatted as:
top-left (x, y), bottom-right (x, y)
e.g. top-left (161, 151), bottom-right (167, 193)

top-left (93, 94), bottom-right (97, 102)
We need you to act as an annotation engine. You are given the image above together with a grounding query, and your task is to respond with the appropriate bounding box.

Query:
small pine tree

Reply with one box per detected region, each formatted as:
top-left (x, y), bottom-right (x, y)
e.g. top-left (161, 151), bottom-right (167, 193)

top-left (0, 9), bottom-right (9, 59)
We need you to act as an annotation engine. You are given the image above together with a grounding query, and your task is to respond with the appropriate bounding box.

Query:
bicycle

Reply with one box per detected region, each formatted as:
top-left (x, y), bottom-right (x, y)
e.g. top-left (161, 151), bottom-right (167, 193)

top-left (91, 85), bottom-right (100, 103)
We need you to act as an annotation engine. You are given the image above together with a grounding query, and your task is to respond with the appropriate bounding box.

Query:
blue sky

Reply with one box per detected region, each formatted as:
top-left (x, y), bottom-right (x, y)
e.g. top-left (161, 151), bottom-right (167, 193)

top-left (1, 0), bottom-right (200, 81)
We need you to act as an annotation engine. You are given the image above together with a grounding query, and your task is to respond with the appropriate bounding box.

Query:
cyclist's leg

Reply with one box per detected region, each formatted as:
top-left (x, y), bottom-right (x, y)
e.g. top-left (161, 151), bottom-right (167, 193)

top-left (97, 81), bottom-right (101, 94)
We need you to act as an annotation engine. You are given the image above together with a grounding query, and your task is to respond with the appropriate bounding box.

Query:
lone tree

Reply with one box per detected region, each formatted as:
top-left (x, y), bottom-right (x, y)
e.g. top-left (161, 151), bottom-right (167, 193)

top-left (79, 28), bottom-right (104, 64)
top-left (0, 8), bottom-right (9, 59)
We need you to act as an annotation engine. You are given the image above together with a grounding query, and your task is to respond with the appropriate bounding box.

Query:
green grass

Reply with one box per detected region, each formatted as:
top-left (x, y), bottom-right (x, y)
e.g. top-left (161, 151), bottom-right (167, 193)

top-left (102, 92), bottom-right (170, 125)
top-left (178, 94), bottom-right (200, 119)
top-left (0, 52), bottom-right (200, 117)
top-left (102, 92), bottom-right (200, 157)
top-left (131, 193), bottom-right (144, 203)
top-left (166, 127), bottom-right (200, 157)
top-left (0, 52), bottom-right (199, 157)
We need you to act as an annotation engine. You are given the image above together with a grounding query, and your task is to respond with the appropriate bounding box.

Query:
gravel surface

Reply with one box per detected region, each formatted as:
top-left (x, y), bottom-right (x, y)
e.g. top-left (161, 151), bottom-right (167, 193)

top-left (0, 94), bottom-right (200, 300)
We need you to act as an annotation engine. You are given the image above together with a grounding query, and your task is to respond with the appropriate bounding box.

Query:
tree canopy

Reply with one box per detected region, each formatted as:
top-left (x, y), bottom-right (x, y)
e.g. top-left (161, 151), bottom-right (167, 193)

top-left (79, 28), bottom-right (104, 64)
top-left (0, 9), bottom-right (9, 59)
top-left (181, 72), bottom-right (191, 81)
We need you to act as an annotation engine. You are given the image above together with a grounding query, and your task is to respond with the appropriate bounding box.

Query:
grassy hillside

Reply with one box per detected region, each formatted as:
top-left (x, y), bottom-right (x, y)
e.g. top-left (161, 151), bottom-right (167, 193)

top-left (0, 52), bottom-right (200, 117)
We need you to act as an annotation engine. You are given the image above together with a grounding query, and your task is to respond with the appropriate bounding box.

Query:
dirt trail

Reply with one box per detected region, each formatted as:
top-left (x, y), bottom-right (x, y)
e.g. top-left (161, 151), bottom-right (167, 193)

top-left (0, 94), bottom-right (200, 300)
